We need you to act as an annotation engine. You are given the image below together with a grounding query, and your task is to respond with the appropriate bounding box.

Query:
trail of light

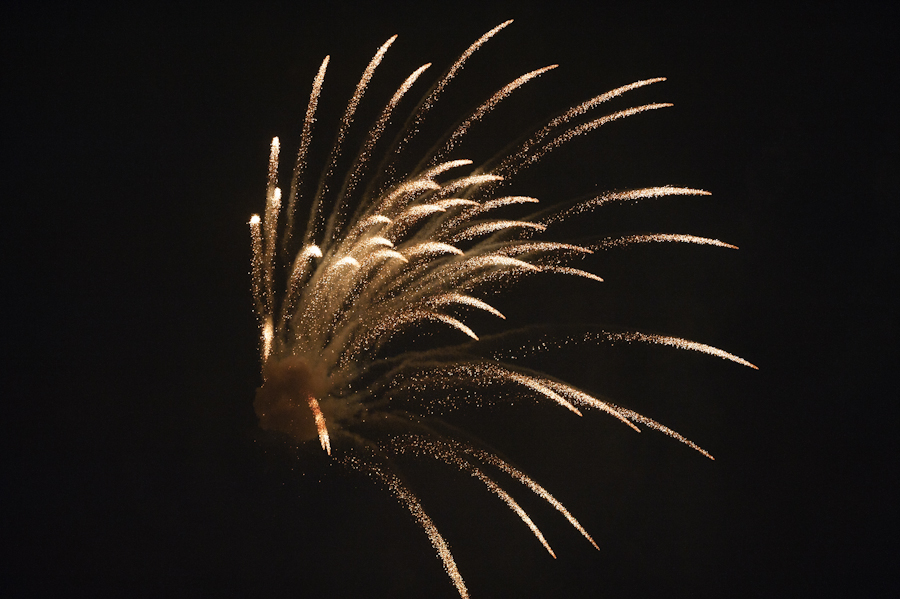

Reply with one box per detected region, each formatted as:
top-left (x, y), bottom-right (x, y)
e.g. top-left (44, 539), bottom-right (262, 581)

top-left (359, 460), bottom-right (468, 599)
top-left (361, 236), bottom-right (395, 249)
top-left (264, 186), bottom-right (281, 313)
top-left (421, 159), bottom-right (474, 179)
top-left (473, 449), bottom-right (600, 550)
top-left (334, 256), bottom-right (360, 268)
top-left (496, 242), bottom-right (593, 257)
top-left (306, 394), bottom-right (331, 454)
top-left (439, 173), bottom-right (504, 196)
top-left (542, 266), bottom-right (604, 282)
top-left (309, 35), bottom-right (398, 245)
top-left (470, 467), bottom-right (556, 557)
top-left (495, 78), bottom-right (666, 178)
top-left (395, 435), bottom-right (599, 551)
top-left (376, 178), bottom-right (441, 215)
top-left (430, 293), bottom-right (505, 319)
top-left (413, 20), bottom-right (513, 124)
top-left (429, 313), bottom-right (479, 340)
top-left (594, 233), bottom-right (738, 250)
top-left (433, 198), bottom-right (479, 209)
top-left (442, 197), bottom-right (541, 234)
top-left (341, 36), bottom-right (398, 141)
top-left (437, 65), bottom-right (558, 158)
top-left (263, 138), bottom-right (281, 315)
top-left (479, 196), bottom-right (539, 212)
top-left (606, 332), bottom-right (758, 369)
top-left (613, 406), bottom-right (714, 460)
top-left (347, 62), bottom-right (432, 193)
top-left (503, 104), bottom-right (673, 179)
top-left (262, 316), bottom-right (274, 364)
top-left (289, 56), bottom-right (328, 247)
top-left (542, 381), bottom-right (641, 432)
top-left (461, 255), bottom-right (541, 273)
top-left (451, 220), bottom-right (545, 242)
top-left (329, 62), bottom-right (433, 241)
top-left (280, 244), bottom-right (323, 328)
top-left (543, 186), bottom-right (712, 225)
top-left (542, 103), bottom-right (673, 157)
top-left (402, 242), bottom-right (463, 257)
top-left (369, 248), bottom-right (409, 264)
top-left (267, 136), bottom-right (280, 192)
top-left (356, 214), bottom-right (392, 231)
top-left (401, 204), bottom-right (447, 220)
top-left (544, 78), bottom-right (668, 131)
top-left (388, 205), bottom-right (448, 237)
top-left (407, 364), bottom-right (582, 415)
top-left (402, 438), bottom-right (558, 558)
top-left (394, 20), bottom-right (513, 174)
top-left (482, 367), bottom-right (582, 416)
top-left (249, 213), bottom-right (265, 324)
top-left (364, 310), bottom-right (482, 346)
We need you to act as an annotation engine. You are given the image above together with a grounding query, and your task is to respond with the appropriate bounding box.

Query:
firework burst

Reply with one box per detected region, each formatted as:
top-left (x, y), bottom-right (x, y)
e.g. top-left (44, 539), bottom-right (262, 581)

top-left (248, 20), bottom-right (755, 598)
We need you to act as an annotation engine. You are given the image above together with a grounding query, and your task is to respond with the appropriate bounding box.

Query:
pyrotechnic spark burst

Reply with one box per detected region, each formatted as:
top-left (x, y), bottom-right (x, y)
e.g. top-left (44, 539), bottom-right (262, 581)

top-left (248, 20), bottom-right (754, 598)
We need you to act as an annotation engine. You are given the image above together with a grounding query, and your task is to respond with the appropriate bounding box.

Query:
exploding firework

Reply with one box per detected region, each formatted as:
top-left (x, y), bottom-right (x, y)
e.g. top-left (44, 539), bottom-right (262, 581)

top-left (248, 20), bottom-right (755, 598)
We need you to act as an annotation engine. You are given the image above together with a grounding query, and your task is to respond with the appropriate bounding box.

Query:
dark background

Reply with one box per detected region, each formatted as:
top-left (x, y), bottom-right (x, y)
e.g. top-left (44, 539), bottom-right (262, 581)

top-left (4, 2), bottom-right (896, 598)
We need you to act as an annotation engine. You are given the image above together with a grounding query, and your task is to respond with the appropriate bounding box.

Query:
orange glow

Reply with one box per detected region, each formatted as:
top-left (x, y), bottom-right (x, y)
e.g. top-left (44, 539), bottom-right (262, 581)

top-left (306, 395), bottom-right (331, 455)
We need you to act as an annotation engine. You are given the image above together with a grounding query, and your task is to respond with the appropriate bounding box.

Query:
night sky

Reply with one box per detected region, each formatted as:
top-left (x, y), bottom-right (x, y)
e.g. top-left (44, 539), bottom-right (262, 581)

top-left (4, 2), bottom-right (897, 598)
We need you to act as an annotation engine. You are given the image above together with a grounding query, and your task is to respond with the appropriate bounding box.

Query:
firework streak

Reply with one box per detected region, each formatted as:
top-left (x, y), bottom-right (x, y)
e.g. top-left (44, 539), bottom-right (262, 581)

top-left (248, 20), bottom-right (755, 598)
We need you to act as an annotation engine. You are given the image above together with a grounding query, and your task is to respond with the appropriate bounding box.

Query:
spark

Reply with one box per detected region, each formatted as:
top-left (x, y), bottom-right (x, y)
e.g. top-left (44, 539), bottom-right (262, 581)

top-left (246, 21), bottom-right (754, 598)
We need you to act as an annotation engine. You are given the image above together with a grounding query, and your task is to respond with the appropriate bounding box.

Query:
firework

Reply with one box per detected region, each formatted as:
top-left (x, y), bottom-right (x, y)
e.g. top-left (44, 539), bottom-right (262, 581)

top-left (248, 20), bottom-right (755, 598)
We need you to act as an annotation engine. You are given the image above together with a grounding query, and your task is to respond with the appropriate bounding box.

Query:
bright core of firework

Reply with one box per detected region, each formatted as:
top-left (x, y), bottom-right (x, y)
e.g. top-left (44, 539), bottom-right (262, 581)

top-left (247, 20), bottom-right (755, 599)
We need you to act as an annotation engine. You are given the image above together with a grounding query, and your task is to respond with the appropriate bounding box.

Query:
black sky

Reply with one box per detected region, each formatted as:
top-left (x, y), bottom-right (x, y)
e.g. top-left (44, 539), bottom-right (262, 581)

top-left (3, 2), bottom-right (897, 598)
